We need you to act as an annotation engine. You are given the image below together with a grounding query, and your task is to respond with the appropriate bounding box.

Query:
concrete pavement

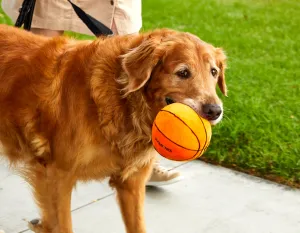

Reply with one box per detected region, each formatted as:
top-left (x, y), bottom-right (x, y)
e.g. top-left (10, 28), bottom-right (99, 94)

top-left (1, 158), bottom-right (300, 233)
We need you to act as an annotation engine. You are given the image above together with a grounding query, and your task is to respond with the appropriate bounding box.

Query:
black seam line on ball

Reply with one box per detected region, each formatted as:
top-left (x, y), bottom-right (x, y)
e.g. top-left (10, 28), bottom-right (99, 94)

top-left (152, 136), bottom-right (187, 162)
top-left (154, 123), bottom-right (198, 152)
top-left (191, 116), bottom-right (209, 159)
top-left (156, 110), bottom-right (201, 157)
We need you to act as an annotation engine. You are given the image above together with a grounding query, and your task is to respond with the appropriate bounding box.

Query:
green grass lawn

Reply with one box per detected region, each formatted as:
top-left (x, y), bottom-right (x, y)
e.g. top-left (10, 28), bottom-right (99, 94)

top-left (0, 0), bottom-right (299, 187)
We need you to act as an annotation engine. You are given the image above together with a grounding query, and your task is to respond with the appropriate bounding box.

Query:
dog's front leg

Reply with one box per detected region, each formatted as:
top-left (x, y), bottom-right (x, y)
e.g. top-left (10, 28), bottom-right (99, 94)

top-left (110, 160), bottom-right (154, 233)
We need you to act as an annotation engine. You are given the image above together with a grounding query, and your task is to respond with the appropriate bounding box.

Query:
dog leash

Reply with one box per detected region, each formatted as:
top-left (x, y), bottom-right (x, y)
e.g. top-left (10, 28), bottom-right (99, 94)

top-left (15, 0), bottom-right (36, 30)
top-left (15, 0), bottom-right (113, 37)
top-left (67, 0), bottom-right (113, 36)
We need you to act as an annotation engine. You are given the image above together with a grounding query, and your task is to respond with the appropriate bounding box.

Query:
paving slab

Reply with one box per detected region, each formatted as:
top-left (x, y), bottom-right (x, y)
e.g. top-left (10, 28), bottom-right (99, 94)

top-left (1, 159), bottom-right (300, 233)
top-left (0, 158), bottom-right (181, 232)
top-left (71, 161), bottom-right (300, 233)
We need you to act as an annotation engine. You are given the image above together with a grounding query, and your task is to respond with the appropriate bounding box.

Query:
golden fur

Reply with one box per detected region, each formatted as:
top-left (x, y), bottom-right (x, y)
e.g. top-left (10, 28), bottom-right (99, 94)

top-left (0, 24), bottom-right (227, 233)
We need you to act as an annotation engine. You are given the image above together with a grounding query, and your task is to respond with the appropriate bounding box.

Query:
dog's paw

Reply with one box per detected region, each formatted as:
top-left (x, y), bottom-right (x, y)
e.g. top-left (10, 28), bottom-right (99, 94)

top-left (28, 218), bottom-right (44, 233)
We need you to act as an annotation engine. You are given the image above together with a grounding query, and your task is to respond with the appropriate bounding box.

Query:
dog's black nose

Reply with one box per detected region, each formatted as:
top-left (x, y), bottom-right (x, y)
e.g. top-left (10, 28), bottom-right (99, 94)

top-left (202, 104), bottom-right (222, 120)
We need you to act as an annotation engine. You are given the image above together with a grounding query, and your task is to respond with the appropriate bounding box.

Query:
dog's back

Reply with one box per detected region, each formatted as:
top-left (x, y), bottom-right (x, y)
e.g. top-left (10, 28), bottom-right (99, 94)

top-left (0, 25), bottom-right (113, 167)
top-left (0, 25), bottom-right (80, 164)
top-left (0, 25), bottom-right (52, 162)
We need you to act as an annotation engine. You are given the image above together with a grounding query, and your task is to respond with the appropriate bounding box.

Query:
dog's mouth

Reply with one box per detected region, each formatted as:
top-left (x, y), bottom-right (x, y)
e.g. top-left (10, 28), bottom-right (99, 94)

top-left (165, 97), bottom-right (223, 125)
top-left (165, 97), bottom-right (175, 105)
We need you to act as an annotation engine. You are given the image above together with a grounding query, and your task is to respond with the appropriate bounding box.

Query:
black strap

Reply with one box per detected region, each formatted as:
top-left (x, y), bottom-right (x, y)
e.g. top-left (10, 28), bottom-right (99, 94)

top-left (67, 0), bottom-right (113, 36)
top-left (15, 0), bottom-right (113, 37)
top-left (15, 0), bottom-right (36, 31)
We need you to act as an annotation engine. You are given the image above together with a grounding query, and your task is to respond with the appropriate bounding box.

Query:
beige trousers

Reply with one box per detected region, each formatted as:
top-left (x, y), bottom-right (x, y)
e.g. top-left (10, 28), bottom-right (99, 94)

top-left (1, 0), bottom-right (142, 35)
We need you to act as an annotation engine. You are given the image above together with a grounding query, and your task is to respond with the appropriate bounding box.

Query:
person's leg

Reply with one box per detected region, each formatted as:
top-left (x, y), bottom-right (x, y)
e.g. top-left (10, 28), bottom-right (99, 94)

top-left (31, 28), bottom-right (64, 37)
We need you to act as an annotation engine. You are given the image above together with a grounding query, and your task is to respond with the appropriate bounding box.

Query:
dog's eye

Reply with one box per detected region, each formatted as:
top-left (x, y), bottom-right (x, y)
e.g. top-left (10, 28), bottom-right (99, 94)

top-left (176, 69), bottom-right (191, 79)
top-left (211, 68), bottom-right (218, 77)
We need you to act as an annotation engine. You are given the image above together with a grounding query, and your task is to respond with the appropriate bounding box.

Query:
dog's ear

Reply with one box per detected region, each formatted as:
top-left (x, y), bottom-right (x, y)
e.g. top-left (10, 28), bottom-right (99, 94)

top-left (122, 38), bottom-right (163, 95)
top-left (215, 48), bottom-right (227, 96)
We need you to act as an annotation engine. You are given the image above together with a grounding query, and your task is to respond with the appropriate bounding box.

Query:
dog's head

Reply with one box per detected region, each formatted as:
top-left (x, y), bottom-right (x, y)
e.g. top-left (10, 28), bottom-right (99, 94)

top-left (122, 29), bottom-right (227, 125)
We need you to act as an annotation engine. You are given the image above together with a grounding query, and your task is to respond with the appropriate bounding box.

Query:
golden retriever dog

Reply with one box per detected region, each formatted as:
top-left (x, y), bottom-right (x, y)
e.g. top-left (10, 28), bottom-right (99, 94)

top-left (0, 24), bottom-right (227, 233)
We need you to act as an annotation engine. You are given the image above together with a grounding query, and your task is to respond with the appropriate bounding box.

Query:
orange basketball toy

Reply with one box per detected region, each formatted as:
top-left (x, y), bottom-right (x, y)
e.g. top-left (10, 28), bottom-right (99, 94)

top-left (152, 103), bottom-right (212, 161)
